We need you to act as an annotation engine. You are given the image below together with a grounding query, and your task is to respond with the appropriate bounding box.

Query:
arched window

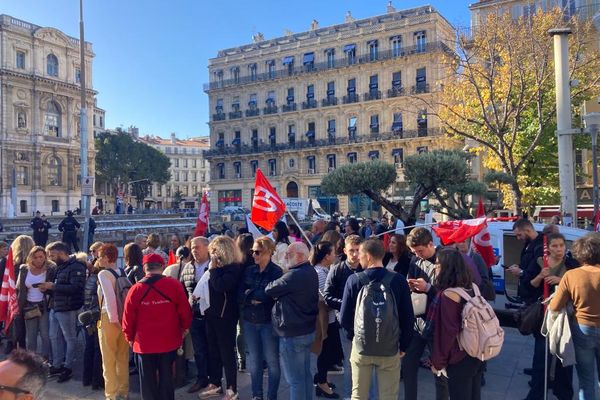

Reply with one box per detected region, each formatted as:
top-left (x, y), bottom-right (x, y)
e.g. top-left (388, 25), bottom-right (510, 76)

top-left (45, 102), bottom-right (61, 137)
top-left (47, 54), bottom-right (58, 76)
top-left (47, 156), bottom-right (61, 186)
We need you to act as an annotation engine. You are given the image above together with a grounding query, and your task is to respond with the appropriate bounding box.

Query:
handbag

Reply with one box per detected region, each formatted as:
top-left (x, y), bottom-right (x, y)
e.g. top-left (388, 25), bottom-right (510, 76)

top-left (23, 304), bottom-right (42, 320)
top-left (515, 299), bottom-right (544, 335)
top-left (411, 292), bottom-right (428, 317)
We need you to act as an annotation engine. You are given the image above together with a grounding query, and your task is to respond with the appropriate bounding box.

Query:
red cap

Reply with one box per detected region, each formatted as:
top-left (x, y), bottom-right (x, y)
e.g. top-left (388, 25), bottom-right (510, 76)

top-left (142, 253), bottom-right (165, 266)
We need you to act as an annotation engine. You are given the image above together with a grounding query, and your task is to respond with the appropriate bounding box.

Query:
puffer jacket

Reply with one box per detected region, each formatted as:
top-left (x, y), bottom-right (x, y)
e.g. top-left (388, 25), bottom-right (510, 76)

top-left (50, 256), bottom-right (86, 312)
top-left (83, 271), bottom-right (100, 313)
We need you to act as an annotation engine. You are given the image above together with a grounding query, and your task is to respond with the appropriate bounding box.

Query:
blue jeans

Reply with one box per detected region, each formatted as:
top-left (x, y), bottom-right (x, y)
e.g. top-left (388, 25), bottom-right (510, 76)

top-left (280, 332), bottom-right (315, 400)
top-left (49, 309), bottom-right (78, 369)
top-left (244, 321), bottom-right (280, 400)
top-left (190, 317), bottom-right (208, 385)
top-left (572, 323), bottom-right (600, 400)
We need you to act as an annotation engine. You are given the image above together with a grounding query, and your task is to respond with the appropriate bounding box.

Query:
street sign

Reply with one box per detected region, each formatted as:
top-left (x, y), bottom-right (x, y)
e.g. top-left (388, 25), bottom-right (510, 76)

top-left (82, 176), bottom-right (95, 196)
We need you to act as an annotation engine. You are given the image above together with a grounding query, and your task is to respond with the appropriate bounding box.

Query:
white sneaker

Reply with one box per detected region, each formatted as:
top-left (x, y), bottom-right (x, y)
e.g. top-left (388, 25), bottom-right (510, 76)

top-left (224, 388), bottom-right (238, 400)
top-left (197, 384), bottom-right (222, 398)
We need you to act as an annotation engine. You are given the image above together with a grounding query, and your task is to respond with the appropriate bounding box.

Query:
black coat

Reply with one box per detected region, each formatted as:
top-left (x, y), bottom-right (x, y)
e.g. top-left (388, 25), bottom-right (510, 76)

top-left (205, 263), bottom-right (242, 321)
top-left (50, 256), bottom-right (86, 311)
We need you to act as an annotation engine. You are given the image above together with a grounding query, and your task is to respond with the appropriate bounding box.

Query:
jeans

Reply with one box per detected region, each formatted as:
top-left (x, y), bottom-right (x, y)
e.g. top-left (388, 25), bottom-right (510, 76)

top-left (572, 323), bottom-right (600, 400)
top-left (137, 351), bottom-right (176, 400)
top-left (24, 305), bottom-right (50, 358)
top-left (402, 331), bottom-right (448, 400)
top-left (190, 317), bottom-right (208, 386)
top-left (446, 355), bottom-right (484, 400)
top-left (244, 321), bottom-right (280, 400)
top-left (237, 319), bottom-right (246, 365)
top-left (49, 309), bottom-right (78, 369)
top-left (349, 347), bottom-right (400, 400)
top-left (280, 332), bottom-right (315, 400)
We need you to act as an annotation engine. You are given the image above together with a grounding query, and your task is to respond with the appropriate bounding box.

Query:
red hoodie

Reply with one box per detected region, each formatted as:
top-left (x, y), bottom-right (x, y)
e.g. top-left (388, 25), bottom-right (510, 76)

top-left (122, 274), bottom-right (192, 354)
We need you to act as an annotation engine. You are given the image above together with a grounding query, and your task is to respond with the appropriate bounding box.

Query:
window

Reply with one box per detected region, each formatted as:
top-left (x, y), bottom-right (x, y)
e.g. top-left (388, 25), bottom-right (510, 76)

top-left (369, 75), bottom-right (379, 98)
top-left (287, 88), bottom-right (294, 104)
top-left (269, 127), bottom-right (277, 146)
top-left (17, 111), bottom-right (27, 129)
top-left (47, 54), bottom-right (58, 76)
top-left (217, 163), bottom-right (225, 179)
top-left (157, 185), bottom-right (163, 197)
top-left (347, 78), bottom-right (356, 94)
top-left (75, 68), bottom-right (81, 84)
top-left (415, 31), bottom-right (427, 53)
top-left (348, 117), bottom-right (357, 140)
top-left (392, 71), bottom-right (402, 89)
top-left (368, 39), bottom-right (378, 61)
top-left (283, 56), bottom-right (294, 75)
top-left (232, 97), bottom-right (240, 112)
top-left (44, 102), bottom-right (61, 137)
top-left (267, 91), bottom-right (276, 105)
top-left (307, 156), bottom-right (316, 173)
top-left (327, 81), bottom-right (335, 98)
top-left (215, 70), bottom-right (224, 86)
top-left (249, 93), bottom-right (257, 109)
top-left (417, 110), bottom-right (428, 136)
top-left (231, 67), bottom-right (240, 84)
top-left (391, 35), bottom-right (402, 57)
top-left (192, 159), bottom-right (197, 168)
top-left (327, 154), bottom-right (336, 171)
top-left (174, 159), bottom-right (179, 167)
top-left (307, 122), bottom-right (316, 144)
top-left (183, 172), bottom-right (188, 182)
top-left (268, 159), bottom-right (277, 176)
top-left (249, 63), bottom-right (257, 81)
top-left (326, 48), bottom-right (335, 68)
top-left (417, 146), bottom-right (428, 154)
top-left (234, 162), bottom-right (242, 178)
top-left (16, 51), bottom-right (25, 69)
top-left (47, 156), bottom-right (61, 186)
top-left (183, 159), bottom-right (188, 168)
top-left (175, 171), bottom-right (180, 181)
top-left (327, 119), bottom-right (336, 135)
top-left (347, 152), bottom-right (358, 164)
top-left (344, 44), bottom-right (356, 65)
top-left (267, 60), bottom-right (276, 78)
top-left (182, 186), bottom-right (188, 196)
top-left (16, 166), bottom-right (28, 185)
top-left (392, 148), bottom-right (404, 166)
top-left (251, 160), bottom-right (258, 177)
top-left (307, 85), bottom-right (314, 100)
top-left (289, 158), bottom-right (295, 168)
top-left (369, 150), bottom-right (380, 160)
top-left (233, 131), bottom-right (241, 148)
top-left (288, 124), bottom-right (296, 146)
top-left (251, 129), bottom-right (258, 148)
top-left (416, 67), bottom-right (427, 93)
top-left (392, 113), bottom-right (403, 134)
top-left (51, 200), bottom-right (59, 213)
top-left (191, 171), bottom-right (197, 181)
top-left (216, 98), bottom-right (224, 113)
top-left (303, 52), bottom-right (315, 71)
top-left (370, 115), bottom-right (379, 134)
top-left (166, 186), bottom-right (171, 197)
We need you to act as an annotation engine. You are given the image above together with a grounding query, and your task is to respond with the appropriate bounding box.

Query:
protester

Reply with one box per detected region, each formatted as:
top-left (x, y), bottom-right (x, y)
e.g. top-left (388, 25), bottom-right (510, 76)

top-left (288, 224), bottom-right (303, 242)
top-left (123, 243), bottom-right (144, 284)
top-left (163, 246), bottom-right (191, 281)
top-left (30, 212), bottom-right (51, 247)
top-left (180, 236), bottom-right (210, 394)
top-left (454, 239), bottom-right (495, 301)
top-left (310, 241), bottom-right (341, 399)
top-left (122, 253), bottom-right (192, 400)
top-left (41, 241), bottom-right (86, 383)
top-left (134, 234), bottom-right (148, 250)
top-left (383, 234), bottom-right (412, 276)
top-left (58, 211), bottom-right (80, 252)
top-left (0, 348), bottom-right (48, 400)
top-left (8, 235), bottom-right (35, 352)
top-left (88, 217), bottom-right (97, 246)
top-left (235, 233), bottom-right (254, 372)
top-left (549, 233), bottom-right (600, 400)
top-left (16, 246), bottom-right (55, 361)
top-left (169, 234), bottom-right (182, 253)
top-left (238, 236), bottom-right (283, 400)
top-left (325, 221), bottom-right (341, 234)
top-left (143, 233), bottom-right (168, 264)
top-left (323, 234), bottom-right (364, 398)
top-left (340, 238), bottom-right (414, 399)
top-left (430, 247), bottom-right (484, 400)
top-left (344, 218), bottom-right (360, 237)
top-left (198, 236), bottom-right (242, 400)
top-left (311, 219), bottom-right (326, 244)
top-left (359, 218), bottom-right (374, 239)
top-left (271, 221), bottom-right (291, 270)
top-left (265, 242), bottom-right (318, 400)
top-left (403, 227), bottom-right (448, 400)
top-left (96, 243), bottom-right (129, 400)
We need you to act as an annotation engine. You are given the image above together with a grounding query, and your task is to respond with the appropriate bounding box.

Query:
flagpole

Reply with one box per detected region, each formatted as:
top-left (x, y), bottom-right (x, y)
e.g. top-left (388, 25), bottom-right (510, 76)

top-left (285, 210), bottom-right (314, 249)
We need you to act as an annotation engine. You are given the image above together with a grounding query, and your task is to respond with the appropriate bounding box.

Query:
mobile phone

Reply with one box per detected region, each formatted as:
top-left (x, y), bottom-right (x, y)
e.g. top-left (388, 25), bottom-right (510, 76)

top-left (32, 283), bottom-right (42, 288)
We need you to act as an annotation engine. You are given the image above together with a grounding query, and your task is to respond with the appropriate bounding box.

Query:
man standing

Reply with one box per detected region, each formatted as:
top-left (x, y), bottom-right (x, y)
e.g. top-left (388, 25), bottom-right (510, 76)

top-left (323, 234), bottom-right (363, 398)
top-left (31, 211), bottom-right (51, 247)
top-left (344, 218), bottom-right (360, 238)
top-left (122, 253), bottom-right (192, 400)
top-left (88, 217), bottom-right (97, 247)
top-left (58, 211), bottom-right (80, 252)
top-left (179, 237), bottom-right (210, 393)
top-left (340, 239), bottom-right (414, 399)
top-left (39, 241), bottom-right (86, 383)
top-left (265, 242), bottom-right (318, 400)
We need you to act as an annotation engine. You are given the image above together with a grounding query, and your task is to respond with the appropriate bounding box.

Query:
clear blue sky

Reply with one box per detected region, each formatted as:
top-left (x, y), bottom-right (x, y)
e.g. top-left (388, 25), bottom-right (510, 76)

top-left (2, 0), bottom-right (472, 139)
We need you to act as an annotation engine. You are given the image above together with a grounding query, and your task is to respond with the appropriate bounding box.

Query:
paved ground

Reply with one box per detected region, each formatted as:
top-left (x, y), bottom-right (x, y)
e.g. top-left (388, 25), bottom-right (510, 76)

top-left (41, 326), bottom-right (572, 400)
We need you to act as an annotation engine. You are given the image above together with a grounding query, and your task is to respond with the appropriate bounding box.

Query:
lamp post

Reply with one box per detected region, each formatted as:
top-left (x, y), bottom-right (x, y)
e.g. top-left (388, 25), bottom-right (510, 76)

top-left (79, 0), bottom-right (91, 251)
top-left (584, 113), bottom-right (600, 226)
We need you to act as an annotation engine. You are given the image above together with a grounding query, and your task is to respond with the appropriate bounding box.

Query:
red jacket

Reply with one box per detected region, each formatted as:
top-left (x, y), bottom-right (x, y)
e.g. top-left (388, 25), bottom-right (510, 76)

top-left (122, 274), bottom-right (192, 354)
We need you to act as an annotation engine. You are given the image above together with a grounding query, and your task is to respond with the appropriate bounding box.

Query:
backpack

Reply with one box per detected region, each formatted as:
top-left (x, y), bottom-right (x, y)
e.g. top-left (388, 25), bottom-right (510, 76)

top-left (106, 268), bottom-right (133, 323)
top-left (444, 285), bottom-right (504, 361)
top-left (139, 275), bottom-right (172, 303)
top-left (353, 270), bottom-right (400, 357)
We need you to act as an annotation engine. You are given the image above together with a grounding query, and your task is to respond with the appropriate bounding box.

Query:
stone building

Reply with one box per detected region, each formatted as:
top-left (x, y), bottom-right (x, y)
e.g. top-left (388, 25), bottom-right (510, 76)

top-left (0, 15), bottom-right (97, 217)
top-left (203, 5), bottom-right (458, 216)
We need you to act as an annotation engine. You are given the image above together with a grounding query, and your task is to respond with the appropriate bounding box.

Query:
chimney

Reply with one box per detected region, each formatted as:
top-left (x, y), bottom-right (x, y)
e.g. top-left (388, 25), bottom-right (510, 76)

top-left (345, 11), bottom-right (355, 23)
top-left (310, 20), bottom-right (319, 30)
top-left (171, 132), bottom-right (177, 144)
top-left (387, 1), bottom-right (396, 13)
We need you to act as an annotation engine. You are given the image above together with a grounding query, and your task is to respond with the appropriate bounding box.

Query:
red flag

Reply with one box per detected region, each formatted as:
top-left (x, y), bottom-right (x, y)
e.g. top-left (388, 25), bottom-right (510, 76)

top-left (471, 198), bottom-right (497, 267)
top-left (432, 217), bottom-right (487, 245)
top-left (251, 168), bottom-right (286, 231)
top-left (167, 250), bottom-right (176, 265)
top-left (194, 192), bottom-right (209, 237)
top-left (0, 248), bottom-right (19, 334)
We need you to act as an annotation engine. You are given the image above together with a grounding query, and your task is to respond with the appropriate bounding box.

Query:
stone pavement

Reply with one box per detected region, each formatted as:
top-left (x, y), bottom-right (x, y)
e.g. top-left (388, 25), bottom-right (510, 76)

top-left (41, 326), bottom-right (570, 400)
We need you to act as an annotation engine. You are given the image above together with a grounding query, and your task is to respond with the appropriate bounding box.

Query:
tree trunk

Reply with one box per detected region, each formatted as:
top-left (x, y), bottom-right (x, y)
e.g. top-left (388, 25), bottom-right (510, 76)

top-left (511, 181), bottom-right (524, 216)
top-left (362, 189), bottom-right (414, 225)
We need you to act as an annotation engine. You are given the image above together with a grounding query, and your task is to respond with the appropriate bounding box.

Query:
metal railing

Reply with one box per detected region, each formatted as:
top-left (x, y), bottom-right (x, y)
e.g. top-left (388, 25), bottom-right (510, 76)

top-left (411, 84), bottom-right (430, 94)
top-left (322, 97), bottom-right (338, 107)
top-left (245, 109), bottom-right (260, 117)
top-left (282, 103), bottom-right (297, 112)
top-left (387, 87), bottom-right (406, 98)
top-left (363, 91), bottom-right (382, 101)
top-left (302, 100), bottom-right (318, 109)
top-left (263, 106), bottom-right (278, 115)
top-left (343, 94), bottom-right (360, 104)
top-left (228, 111), bottom-right (242, 119)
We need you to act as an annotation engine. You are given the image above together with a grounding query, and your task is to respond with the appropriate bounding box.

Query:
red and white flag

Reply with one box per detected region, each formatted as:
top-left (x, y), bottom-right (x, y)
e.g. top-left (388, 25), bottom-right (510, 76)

top-left (432, 217), bottom-right (487, 245)
top-left (251, 168), bottom-right (286, 231)
top-left (471, 198), bottom-right (496, 267)
top-left (0, 248), bottom-right (19, 334)
top-left (194, 192), bottom-right (210, 237)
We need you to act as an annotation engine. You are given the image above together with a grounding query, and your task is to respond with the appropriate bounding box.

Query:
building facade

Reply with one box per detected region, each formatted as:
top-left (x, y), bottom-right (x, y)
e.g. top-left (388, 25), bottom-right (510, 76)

top-left (204, 5), bottom-right (458, 216)
top-left (0, 15), bottom-right (97, 217)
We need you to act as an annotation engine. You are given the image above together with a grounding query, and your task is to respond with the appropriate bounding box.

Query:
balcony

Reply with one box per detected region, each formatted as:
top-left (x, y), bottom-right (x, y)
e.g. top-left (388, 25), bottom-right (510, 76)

top-left (263, 105), bottom-right (278, 115)
top-left (245, 109), bottom-right (260, 117)
top-left (212, 113), bottom-right (226, 121)
top-left (387, 87), bottom-right (405, 98)
top-left (282, 103), bottom-right (297, 112)
top-left (228, 111), bottom-right (242, 119)
top-left (322, 97), bottom-right (338, 107)
top-left (203, 127), bottom-right (443, 159)
top-left (302, 99), bottom-right (318, 110)
top-left (343, 93), bottom-right (359, 104)
top-left (411, 84), bottom-right (430, 94)
top-left (203, 41), bottom-right (454, 91)
top-left (363, 91), bottom-right (382, 101)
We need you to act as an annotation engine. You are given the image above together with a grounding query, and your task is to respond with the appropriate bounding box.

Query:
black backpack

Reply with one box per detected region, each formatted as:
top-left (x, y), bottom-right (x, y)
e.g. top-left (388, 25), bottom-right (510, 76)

top-left (353, 270), bottom-right (400, 357)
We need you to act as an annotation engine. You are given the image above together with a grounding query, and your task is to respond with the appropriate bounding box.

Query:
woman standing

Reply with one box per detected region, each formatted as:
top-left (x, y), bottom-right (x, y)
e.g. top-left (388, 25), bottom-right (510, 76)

top-left (430, 247), bottom-right (484, 400)
top-left (311, 241), bottom-right (341, 399)
top-left (550, 233), bottom-right (600, 400)
top-left (124, 243), bottom-right (144, 284)
top-left (238, 237), bottom-right (283, 400)
top-left (197, 236), bottom-right (242, 400)
top-left (10, 235), bottom-right (35, 351)
top-left (16, 246), bottom-right (55, 360)
top-left (383, 234), bottom-right (412, 276)
top-left (271, 221), bottom-right (290, 270)
top-left (235, 233), bottom-right (255, 372)
top-left (96, 243), bottom-right (129, 400)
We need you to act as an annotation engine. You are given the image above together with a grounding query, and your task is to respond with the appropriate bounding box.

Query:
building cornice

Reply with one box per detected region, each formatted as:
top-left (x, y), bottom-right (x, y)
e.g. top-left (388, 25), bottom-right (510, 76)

top-left (0, 69), bottom-right (98, 96)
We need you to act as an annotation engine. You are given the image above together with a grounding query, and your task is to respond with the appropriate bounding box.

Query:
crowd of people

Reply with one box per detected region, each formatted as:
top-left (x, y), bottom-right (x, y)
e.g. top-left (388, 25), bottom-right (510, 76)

top-left (0, 214), bottom-right (599, 400)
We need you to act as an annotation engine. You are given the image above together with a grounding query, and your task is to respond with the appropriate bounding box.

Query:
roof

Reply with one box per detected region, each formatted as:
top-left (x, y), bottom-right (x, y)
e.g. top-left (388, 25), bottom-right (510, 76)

top-left (138, 135), bottom-right (210, 148)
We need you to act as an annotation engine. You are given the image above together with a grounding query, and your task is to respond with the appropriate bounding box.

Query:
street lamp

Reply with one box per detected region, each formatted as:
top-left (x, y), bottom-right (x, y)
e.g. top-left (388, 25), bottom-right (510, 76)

top-left (583, 112), bottom-right (600, 225)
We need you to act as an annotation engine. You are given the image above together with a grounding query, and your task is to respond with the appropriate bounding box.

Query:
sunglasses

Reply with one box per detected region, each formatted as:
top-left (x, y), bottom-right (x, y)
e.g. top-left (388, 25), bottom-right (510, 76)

top-left (0, 384), bottom-right (31, 395)
top-left (251, 250), bottom-right (261, 255)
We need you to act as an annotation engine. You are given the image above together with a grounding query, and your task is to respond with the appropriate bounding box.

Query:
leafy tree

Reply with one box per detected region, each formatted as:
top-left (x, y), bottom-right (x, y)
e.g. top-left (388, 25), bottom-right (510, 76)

top-left (171, 190), bottom-right (184, 209)
top-left (417, 9), bottom-right (600, 213)
top-left (95, 130), bottom-right (170, 206)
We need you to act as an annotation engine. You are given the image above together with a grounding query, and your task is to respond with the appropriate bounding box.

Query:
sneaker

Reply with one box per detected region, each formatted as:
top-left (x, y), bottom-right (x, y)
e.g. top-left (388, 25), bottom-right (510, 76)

top-left (57, 367), bottom-right (73, 383)
top-left (198, 384), bottom-right (222, 398)
top-left (224, 389), bottom-right (238, 400)
top-left (48, 365), bottom-right (64, 376)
